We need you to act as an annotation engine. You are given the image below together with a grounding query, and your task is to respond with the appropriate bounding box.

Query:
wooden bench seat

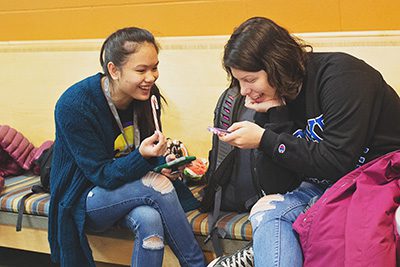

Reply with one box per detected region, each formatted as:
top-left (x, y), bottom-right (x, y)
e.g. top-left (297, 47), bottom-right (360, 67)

top-left (0, 173), bottom-right (251, 266)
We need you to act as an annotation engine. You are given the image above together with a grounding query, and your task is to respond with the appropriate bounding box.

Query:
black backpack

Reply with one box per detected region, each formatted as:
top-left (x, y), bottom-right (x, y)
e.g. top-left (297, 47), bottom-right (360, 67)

top-left (201, 86), bottom-right (261, 211)
top-left (32, 144), bottom-right (53, 193)
top-left (16, 144), bottom-right (53, 231)
top-left (200, 86), bottom-right (262, 256)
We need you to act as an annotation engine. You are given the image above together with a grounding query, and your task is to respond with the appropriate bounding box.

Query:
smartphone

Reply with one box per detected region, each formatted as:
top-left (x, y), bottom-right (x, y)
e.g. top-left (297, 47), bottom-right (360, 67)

top-left (153, 156), bottom-right (196, 173)
top-left (207, 126), bottom-right (231, 135)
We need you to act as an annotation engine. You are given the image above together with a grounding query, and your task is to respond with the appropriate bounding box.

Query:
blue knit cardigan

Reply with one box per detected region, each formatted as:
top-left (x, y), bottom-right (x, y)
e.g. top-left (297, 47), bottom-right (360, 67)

top-left (48, 73), bottom-right (165, 266)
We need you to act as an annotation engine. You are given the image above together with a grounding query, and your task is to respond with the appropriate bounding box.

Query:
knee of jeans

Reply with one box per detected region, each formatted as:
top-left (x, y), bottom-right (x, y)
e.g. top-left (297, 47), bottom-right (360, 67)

top-left (249, 194), bottom-right (285, 230)
top-left (142, 235), bottom-right (164, 250)
top-left (124, 206), bottom-right (163, 233)
top-left (141, 172), bottom-right (174, 194)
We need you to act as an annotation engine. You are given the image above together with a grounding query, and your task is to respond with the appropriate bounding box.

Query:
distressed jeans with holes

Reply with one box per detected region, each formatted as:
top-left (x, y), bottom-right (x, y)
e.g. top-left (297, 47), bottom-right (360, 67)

top-left (249, 181), bottom-right (325, 267)
top-left (85, 172), bottom-right (205, 267)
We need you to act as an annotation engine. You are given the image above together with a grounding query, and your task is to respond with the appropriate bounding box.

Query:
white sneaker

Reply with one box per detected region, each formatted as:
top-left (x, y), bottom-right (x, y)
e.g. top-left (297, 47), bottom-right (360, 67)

top-left (207, 242), bottom-right (254, 267)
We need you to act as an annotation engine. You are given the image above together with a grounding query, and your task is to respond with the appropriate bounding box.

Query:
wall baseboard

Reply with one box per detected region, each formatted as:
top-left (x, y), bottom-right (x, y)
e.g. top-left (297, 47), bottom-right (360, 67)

top-left (1, 30), bottom-right (400, 52)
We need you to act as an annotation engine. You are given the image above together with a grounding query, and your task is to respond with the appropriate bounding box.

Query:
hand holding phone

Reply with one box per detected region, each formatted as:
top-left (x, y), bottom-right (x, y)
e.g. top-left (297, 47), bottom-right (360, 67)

top-left (153, 156), bottom-right (196, 173)
top-left (207, 126), bottom-right (231, 136)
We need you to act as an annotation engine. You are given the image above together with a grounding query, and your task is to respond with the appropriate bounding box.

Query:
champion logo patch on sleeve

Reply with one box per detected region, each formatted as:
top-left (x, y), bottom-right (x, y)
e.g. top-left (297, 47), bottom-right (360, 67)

top-left (278, 144), bottom-right (286, 154)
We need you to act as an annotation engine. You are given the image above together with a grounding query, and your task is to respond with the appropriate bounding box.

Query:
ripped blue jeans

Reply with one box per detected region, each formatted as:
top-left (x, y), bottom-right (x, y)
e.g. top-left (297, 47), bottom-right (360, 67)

top-left (85, 172), bottom-right (205, 267)
top-left (249, 181), bottom-right (325, 267)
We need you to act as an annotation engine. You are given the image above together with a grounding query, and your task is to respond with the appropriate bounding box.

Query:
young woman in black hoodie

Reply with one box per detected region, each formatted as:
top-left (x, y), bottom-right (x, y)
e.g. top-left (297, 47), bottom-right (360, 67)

top-left (208, 17), bottom-right (400, 267)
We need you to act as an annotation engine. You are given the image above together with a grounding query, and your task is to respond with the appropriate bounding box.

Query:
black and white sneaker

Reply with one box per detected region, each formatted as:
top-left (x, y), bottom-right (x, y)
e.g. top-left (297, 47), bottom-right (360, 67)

top-left (207, 242), bottom-right (254, 267)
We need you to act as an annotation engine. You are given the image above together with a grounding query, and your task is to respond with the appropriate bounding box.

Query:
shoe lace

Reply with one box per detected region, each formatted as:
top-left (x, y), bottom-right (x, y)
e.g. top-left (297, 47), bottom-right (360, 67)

top-left (220, 245), bottom-right (254, 267)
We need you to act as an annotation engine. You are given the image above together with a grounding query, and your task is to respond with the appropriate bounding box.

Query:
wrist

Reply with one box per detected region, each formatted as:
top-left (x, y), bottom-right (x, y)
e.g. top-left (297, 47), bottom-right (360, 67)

top-left (138, 147), bottom-right (150, 159)
top-left (258, 128), bottom-right (266, 148)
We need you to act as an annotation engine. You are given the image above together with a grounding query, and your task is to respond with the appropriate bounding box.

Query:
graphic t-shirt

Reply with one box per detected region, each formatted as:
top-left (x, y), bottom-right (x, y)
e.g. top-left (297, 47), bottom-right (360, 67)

top-left (114, 104), bottom-right (135, 158)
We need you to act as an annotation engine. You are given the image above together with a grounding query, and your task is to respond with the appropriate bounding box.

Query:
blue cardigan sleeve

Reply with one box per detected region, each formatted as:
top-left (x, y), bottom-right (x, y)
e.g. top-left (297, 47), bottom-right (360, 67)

top-left (54, 96), bottom-right (164, 189)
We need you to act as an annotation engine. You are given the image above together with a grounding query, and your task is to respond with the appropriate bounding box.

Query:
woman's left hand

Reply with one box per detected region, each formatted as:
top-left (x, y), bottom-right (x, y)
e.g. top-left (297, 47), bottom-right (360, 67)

top-left (220, 121), bottom-right (265, 149)
top-left (160, 154), bottom-right (183, 181)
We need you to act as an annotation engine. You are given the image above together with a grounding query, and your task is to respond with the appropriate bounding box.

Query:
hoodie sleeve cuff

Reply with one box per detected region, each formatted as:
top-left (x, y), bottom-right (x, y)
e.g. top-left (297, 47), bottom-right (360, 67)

top-left (254, 106), bottom-right (290, 126)
top-left (259, 128), bottom-right (280, 157)
top-left (267, 106), bottom-right (290, 122)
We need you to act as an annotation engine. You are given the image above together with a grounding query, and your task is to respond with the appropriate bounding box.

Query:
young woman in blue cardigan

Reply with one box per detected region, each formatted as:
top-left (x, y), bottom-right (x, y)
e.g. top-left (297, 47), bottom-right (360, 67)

top-left (48, 27), bottom-right (205, 267)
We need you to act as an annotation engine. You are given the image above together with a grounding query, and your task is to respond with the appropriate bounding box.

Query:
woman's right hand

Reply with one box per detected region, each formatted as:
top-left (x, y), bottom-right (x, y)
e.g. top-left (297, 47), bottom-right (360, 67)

top-left (139, 131), bottom-right (167, 159)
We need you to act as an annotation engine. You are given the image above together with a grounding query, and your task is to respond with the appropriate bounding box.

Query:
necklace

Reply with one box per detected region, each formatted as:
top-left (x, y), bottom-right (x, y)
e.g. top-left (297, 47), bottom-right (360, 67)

top-left (102, 77), bottom-right (140, 154)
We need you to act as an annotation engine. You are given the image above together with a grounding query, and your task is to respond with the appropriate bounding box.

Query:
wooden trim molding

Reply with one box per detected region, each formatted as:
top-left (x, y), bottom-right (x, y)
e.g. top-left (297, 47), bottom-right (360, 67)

top-left (0, 31), bottom-right (399, 53)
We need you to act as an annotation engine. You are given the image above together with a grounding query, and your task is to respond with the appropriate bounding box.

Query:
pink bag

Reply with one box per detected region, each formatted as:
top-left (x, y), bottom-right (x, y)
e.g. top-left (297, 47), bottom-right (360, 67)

top-left (0, 125), bottom-right (54, 180)
top-left (0, 146), bottom-right (23, 177)
top-left (0, 176), bottom-right (4, 193)
top-left (0, 125), bottom-right (36, 170)
top-left (293, 150), bottom-right (400, 267)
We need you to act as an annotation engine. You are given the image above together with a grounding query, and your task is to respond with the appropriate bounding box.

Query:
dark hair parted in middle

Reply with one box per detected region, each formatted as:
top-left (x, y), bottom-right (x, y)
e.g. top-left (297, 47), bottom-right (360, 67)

top-left (99, 27), bottom-right (165, 138)
top-left (100, 27), bottom-right (160, 78)
top-left (223, 17), bottom-right (311, 100)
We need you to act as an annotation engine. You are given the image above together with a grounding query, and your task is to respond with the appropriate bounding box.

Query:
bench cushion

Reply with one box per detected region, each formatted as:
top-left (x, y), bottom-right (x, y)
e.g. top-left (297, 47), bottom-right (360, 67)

top-left (0, 174), bottom-right (49, 216)
top-left (0, 174), bottom-right (251, 241)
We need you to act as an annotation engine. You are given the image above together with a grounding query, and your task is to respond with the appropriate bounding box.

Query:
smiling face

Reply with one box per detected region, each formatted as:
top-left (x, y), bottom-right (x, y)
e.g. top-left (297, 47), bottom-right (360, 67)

top-left (230, 68), bottom-right (277, 104)
top-left (108, 42), bottom-right (159, 108)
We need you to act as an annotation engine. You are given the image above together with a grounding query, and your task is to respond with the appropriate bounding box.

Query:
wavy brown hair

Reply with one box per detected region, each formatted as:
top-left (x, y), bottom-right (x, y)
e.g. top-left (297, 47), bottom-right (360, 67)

top-left (223, 17), bottom-right (311, 100)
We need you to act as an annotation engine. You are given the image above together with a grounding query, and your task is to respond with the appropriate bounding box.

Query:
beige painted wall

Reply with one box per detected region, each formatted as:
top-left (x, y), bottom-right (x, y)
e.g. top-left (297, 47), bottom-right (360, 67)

top-left (1, 32), bottom-right (399, 158)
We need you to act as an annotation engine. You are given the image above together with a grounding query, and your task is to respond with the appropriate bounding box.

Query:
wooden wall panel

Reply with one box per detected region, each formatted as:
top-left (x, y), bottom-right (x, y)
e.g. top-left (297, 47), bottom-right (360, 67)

top-left (0, 32), bottom-right (399, 157)
top-left (1, 0), bottom-right (246, 40)
top-left (340, 0), bottom-right (400, 31)
top-left (0, 0), bottom-right (179, 10)
top-left (245, 0), bottom-right (342, 32)
top-left (1, 0), bottom-right (399, 41)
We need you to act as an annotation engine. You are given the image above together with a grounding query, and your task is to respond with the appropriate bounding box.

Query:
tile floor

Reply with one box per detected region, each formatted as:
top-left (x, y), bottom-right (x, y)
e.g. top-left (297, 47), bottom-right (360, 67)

top-left (0, 247), bottom-right (128, 267)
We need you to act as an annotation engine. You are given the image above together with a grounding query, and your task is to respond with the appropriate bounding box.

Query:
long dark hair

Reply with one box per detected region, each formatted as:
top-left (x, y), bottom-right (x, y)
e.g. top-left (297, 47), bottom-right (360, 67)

top-left (223, 17), bottom-right (311, 100)
top-left (100, 27), bottom-right (165, 139)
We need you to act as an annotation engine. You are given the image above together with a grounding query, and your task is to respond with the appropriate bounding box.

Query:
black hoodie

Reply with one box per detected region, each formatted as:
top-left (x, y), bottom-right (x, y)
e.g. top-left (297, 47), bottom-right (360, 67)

top-left (256, 52), bottom-right (400, 187)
